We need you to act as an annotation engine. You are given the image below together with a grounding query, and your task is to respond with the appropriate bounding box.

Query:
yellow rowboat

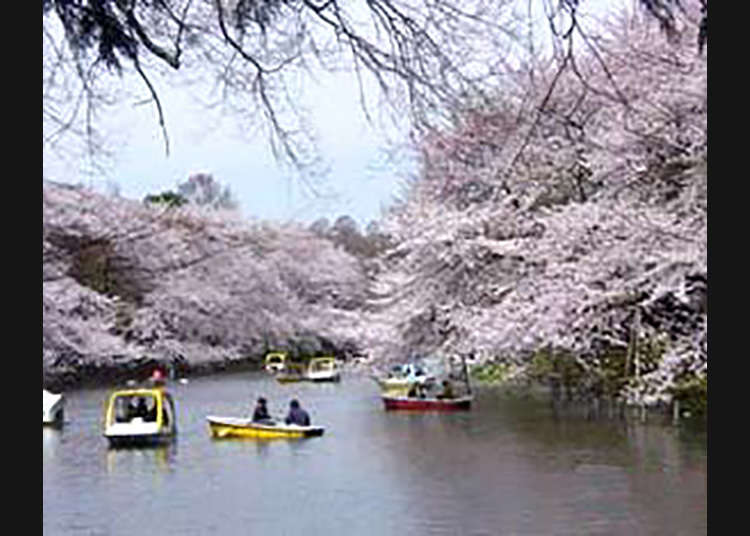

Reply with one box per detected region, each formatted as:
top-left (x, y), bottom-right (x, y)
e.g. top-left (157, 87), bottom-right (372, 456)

top-left (275, 375), bottom-right (305, 384)
top-left (275, 363), bottom-right (306, 383)
top-left (206, 416), bottom-right (324, 439)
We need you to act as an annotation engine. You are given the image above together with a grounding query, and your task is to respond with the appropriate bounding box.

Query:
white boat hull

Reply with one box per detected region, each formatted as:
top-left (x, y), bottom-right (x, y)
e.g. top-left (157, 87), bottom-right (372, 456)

top-left (307, 371), bottom-right (341, 382)
top-left (43, 390), bottom-right (64, 426)
top-left (104, 420), bottom-right (176, 447)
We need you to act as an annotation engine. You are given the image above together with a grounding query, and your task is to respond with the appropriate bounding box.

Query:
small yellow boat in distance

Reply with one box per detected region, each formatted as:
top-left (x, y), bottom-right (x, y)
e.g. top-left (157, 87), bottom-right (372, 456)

top-left (206, 416), bottom-right (325, 439)
top-left (306, 357), bottom-right (341, 382)
top-left (103, 387), bottom-right (177, 447)
top-left (275, 362), bottom-right (306, 383)
top-left (264, 352), bottom-right (287, 373)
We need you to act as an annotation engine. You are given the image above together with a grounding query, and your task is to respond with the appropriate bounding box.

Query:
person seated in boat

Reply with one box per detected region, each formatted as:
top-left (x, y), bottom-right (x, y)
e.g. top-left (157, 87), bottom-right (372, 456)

top-left (407, 383), bottom-right (426, 399)
top-left (285, 399), bottom-right (311, 426)
top-left (129, 397), bottom-right (150, 420)
top-left (252, 397), bottom-right (273, 424)
top-left (436, 380), bottom-right (455, 400)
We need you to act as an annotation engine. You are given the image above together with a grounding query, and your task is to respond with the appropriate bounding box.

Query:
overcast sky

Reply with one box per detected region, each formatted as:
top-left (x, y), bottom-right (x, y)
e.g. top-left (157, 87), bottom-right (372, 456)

top-left (43, 61), bottom-right (412, 228)
top-left (116, 70), bottom-right (413, 227)
top-left (42, 1), bottom-right (624, 229)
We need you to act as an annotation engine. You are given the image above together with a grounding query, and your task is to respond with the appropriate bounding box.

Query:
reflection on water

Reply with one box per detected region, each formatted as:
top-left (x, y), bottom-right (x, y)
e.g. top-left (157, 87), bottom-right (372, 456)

top-left (43, 427), bottom-right (64, 461)
top-left (43, 372), bottom-right (707, 536)
top-left (105, 444), bottom-right (178, 475)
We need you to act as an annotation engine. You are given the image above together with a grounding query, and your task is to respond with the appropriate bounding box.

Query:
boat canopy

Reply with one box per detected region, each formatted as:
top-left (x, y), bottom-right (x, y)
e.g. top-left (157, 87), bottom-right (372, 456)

top-left (388, 363), bottom-right (428, 381)
top-left (265, 352), bottom-right (287, 364)
top-left (104, 388), bottom-right (176, 431)
top-left (308, 357), bottom-right (337, 372)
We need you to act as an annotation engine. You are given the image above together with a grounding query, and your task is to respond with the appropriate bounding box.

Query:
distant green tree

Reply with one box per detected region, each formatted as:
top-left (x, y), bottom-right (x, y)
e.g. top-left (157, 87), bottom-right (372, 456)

top-left (143, 190), bottom-right (187, 208)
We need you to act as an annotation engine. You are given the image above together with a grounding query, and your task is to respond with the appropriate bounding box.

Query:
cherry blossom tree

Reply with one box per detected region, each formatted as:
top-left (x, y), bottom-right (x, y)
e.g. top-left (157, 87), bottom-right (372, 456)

top-left (43, 181), bottom-right (369, 385)
top-left (366, 6), bottom-right (707, 405)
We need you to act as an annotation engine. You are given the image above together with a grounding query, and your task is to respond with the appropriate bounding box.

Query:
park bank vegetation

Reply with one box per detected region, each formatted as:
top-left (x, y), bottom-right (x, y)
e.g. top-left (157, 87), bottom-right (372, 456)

top-left (367, 7), bottom-right (707, 409)
top-left (43, 182), bottom-right (371, 387)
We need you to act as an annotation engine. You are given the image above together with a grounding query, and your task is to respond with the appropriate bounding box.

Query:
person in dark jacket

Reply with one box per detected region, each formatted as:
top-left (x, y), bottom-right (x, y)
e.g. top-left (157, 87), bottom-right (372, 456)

top-left (285, 399), bottom-right (310, 426)
top-left (252, 397), bottom-right (273, 423)
top-left (130, 397), bottom-right (149, 420)
top-left (436, 379), bottom-right (455, 400)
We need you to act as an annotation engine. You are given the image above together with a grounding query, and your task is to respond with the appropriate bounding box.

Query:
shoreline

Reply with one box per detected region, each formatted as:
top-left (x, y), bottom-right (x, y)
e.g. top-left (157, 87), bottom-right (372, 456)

top-left (43, 360), bottom-right (706, 427)
top-left (42, 356), bottom-right (265, 393)
top-left (42, 356), bottom-right (376, 393)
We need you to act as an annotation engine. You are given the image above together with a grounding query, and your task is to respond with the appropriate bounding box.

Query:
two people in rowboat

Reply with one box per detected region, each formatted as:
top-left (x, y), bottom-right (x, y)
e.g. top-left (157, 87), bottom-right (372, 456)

top-left (251, 397), bottom-right (311, 426)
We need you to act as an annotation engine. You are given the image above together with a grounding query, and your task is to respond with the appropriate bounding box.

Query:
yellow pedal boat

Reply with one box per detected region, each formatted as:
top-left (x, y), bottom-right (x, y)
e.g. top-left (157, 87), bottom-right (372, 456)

top-left (206, 416), bottom-right (324, 439)
top-left (306, 357), bottom-right (341, 382)
top-left (264, 352), bottom-right (287, 373)
top-left (103, 387), bottom-right (177, 447)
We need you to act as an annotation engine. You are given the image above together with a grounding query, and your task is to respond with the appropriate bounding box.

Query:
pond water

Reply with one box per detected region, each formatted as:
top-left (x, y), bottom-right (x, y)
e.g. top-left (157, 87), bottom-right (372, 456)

top-left (43, 370), bottom-right (707, 535)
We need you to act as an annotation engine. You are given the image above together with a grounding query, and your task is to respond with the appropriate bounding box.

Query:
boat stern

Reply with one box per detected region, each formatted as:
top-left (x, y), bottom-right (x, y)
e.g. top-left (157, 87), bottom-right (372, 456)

top-left (104, 420), bottom-right (173, 447)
